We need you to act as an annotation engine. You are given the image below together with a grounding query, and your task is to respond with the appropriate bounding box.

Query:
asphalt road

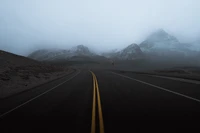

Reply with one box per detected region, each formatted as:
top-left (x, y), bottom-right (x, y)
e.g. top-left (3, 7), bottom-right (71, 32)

top-left (1, 69), bottom-right (200, 133)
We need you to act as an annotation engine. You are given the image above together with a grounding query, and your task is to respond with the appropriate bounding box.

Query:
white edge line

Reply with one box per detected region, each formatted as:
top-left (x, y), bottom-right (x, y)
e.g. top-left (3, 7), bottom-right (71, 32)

top-left (111, 72), bottom-right (200, 103)
top-left (0, 70), bottom-right (80, 118)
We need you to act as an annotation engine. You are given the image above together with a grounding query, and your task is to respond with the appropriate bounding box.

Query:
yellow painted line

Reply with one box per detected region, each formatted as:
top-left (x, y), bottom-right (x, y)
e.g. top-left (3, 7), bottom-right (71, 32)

top-left (94, 74), bottom-right (105, 133)
top-left (90, 71), bottom-right (105, 133)
top-left (91, 72), bottom-right (96, 133)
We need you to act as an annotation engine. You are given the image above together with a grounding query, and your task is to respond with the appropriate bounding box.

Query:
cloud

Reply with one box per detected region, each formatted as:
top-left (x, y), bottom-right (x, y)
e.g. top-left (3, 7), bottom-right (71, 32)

top-left (0, 0), bottom-right (200, 55)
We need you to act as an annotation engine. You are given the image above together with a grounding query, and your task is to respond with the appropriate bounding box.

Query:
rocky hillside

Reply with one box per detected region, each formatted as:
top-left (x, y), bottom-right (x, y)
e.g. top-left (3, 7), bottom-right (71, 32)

top-left (0, 50), bottom-right (39, 73)
top-left (102, 44), bottom-right (144, 60)
top-left (28, 49), bottom-right (70, 61)
top-left (71, 45), bottom-right (94, 56)
top-left (28, 45), bottom-right (94, 61)
top-left (117, 44), bottom-right (144, 60)
top-left (0, 50), bottom-right (71, 98)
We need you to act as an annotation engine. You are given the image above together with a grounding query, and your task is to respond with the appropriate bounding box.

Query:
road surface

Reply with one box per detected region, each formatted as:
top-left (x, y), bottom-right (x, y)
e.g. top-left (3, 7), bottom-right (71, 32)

top-left (1, 69), bottom-right (200, 133)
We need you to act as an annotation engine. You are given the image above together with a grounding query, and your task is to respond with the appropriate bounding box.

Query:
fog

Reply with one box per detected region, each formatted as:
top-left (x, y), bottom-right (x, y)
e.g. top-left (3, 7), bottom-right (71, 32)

top-left (0, 0), bottom-right (200, 55)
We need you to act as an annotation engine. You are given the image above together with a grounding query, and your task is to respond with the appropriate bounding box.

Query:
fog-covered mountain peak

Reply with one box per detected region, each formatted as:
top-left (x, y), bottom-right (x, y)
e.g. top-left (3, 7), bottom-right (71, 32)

top-left (118, 43), bottom-right (143, 59)
top-left (188, 40), bottom-right (200, 51)
top-left (125, 43), bottom-right (140, 50)
top-left (138, 29), bottom-right (199, 57)
top-left (71, 45), bottom-right (89, 52)
top-left (120, 43), bottom-right (141, 54)
top-left (71, 45), bottom-right (94, 56)
top-left (147, 29), bottom-right (178, 42)
top-left (140, 29), bottom-right (180, 51)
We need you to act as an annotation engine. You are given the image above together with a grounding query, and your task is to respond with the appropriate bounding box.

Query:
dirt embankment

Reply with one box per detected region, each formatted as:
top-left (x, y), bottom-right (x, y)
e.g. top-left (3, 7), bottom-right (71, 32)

top-left (0, 64), bottom-right (74, 99)
top-left (0, 50), bottom-right (74, 99)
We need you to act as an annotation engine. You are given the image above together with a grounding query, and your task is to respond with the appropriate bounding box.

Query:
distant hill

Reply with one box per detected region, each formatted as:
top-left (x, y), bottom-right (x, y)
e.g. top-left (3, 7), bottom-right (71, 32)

top-left (0, 50), bottom-right (39, 73)
top-left (28, 45), bottom-right (110, 64)
top-left (28, 49), bottom-right (72, 61)
top-left (101, 49), bottom-right (119, 59)
top-left (118, 43), bottom-right (144, 60)
top-left (71, 45), bottom-right (94, 56)
top-left (28, 45), bottom-right (95, 61)
top-left (102, 43), bottom-right (144, 60)
top-left (0, 49), bottom-right (71, 98)
top-left (28, 30), bottom-right (200, 62)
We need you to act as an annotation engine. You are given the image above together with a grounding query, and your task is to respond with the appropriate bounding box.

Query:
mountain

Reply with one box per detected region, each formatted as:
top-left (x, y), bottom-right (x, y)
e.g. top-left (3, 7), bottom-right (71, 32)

top-left (188, 40), bottom-right (200, 52)
top-left (117, 43), bottom-right (144, 60)
top-left (71, 45), bottom-right (94, 56)
top-left (102, 43), bottom-right (144, 60)
top-left (28, 45), bottom-right (94, 61)
top-left (28, 31), bottom-right (200, 62)
top-left (0, 50), bottom-right (39, 73)
top-left (0, 49), bottom-right (70, 98)
top-left (28, 49), bottom-right (71, 61)
top-left (139, 29), bottom-right (190, 57)
top-left (101, 49), bottom-right (119, 58)
top-left (140, 29), bottom-right (179, 49)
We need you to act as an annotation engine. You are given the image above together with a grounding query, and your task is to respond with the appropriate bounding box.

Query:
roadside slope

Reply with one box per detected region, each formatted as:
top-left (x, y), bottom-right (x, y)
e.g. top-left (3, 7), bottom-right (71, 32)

top-left (0, 50), bottom-right (73, 98)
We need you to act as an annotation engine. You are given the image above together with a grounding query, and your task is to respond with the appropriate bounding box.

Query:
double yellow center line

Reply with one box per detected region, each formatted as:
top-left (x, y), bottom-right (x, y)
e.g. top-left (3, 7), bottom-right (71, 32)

top-left (90, 71), bottom-right (105, 133)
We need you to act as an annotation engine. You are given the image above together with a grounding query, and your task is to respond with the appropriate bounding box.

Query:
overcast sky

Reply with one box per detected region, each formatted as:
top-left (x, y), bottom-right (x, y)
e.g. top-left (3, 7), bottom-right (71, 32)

top-left (0, 0), bottom-right (200, 55)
